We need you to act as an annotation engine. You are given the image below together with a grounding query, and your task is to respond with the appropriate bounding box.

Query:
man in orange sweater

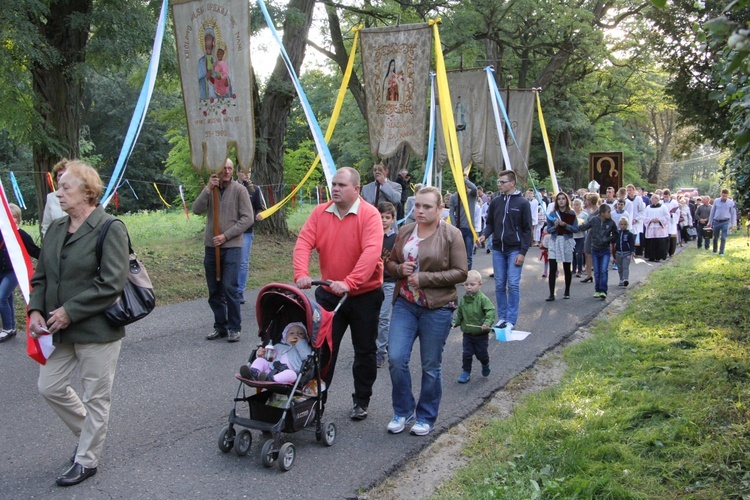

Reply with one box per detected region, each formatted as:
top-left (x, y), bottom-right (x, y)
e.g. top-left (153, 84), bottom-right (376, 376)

top-left (294, 167), bottom-right (384, 421)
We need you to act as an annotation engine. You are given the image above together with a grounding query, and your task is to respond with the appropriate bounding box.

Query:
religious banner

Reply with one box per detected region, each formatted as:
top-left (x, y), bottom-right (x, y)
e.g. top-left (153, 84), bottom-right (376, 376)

top-left (360, 23), bottom-right (432, 159)
top-left (172, 0), bottom-right (254, 172)
top-left (589, 152), bottom-right (624, 194)
top-left (436, 71), bottom-right (534, 184)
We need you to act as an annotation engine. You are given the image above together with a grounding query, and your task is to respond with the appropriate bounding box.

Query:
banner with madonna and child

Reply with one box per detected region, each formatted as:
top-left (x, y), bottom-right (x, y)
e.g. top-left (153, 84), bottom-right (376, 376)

top-left (172, 0), bottom-right (255, 172)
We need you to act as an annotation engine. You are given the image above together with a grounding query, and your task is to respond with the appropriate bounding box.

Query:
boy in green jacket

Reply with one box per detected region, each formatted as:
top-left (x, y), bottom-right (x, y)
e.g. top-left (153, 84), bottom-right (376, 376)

top-left (452, 270), bottom-right (496, 383)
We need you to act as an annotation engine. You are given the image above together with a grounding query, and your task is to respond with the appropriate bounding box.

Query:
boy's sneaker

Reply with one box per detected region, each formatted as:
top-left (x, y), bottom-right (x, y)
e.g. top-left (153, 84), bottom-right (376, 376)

top-left (505, 323), bottom-right (514, 332)
top-left (227, 330), bottom-right (241, 342)
top-left (457, 371), bottom-right (471, 384)
top-left (593, 292), bottom-right (602, 298)
top-left (600, 292), bottom-right (607, 299)
top-left (350, 404), bottom-right (368, 421)
top-left (376, 352), bottom-right (386, 368)
top-left (410, 421), bottom-right (433, 436)
top-left (482, 363), bottom-right (491, 377)
top-left (0, 329), bottom-right (17, 343)
top-left (387, 412), bottom-right (416, 434)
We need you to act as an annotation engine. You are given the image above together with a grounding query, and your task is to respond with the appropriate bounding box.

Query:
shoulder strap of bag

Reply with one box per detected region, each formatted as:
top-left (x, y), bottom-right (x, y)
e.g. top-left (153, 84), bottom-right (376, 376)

top-left (96, 218), bottom-right (134, 270)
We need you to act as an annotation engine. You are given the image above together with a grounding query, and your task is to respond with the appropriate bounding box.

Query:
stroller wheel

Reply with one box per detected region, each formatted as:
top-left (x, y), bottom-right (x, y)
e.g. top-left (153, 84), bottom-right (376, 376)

top-left (278, 442), bottom-right (296, 472)
top-left (218, 426), bottom-right (235, 453)
top-left (234, 429), bottom-right (252, 457)
top-left (322, 422), bottom-right (336, 447)
top-left (261, 439), bottom-right (276, 468)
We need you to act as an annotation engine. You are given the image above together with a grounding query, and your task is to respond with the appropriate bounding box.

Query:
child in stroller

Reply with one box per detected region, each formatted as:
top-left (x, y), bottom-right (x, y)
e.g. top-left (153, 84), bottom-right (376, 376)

top-left (240, 322), bottom-right (312, 383)
top-left (218, 282), bottom-right (340, 472)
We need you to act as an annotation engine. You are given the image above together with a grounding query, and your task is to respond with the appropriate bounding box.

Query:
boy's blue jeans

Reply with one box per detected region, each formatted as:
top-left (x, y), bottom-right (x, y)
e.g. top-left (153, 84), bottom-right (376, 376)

top-left (0, 271), bottom-right (18, 330)
top-left (592, 247), bottom-right (611, 294)
top-left (492, 249), bottom-right (523, 325)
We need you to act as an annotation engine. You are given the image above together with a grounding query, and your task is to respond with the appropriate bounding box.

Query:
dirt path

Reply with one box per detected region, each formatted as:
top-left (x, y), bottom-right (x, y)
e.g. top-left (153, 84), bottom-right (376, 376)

top-left (365, 296), bottom-right (630, 499)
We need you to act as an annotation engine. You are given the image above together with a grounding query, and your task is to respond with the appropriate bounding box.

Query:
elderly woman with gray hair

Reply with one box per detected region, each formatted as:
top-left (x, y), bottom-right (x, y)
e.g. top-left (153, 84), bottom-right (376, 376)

top-left (29, 160), bottom-right (129, 487)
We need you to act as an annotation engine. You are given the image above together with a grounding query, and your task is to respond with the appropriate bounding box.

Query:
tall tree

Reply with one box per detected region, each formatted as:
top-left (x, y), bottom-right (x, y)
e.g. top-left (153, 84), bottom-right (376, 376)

top-left (253, 0), bottom-right (316, 235)
top-left (0, 0), bottom-right (157, 219)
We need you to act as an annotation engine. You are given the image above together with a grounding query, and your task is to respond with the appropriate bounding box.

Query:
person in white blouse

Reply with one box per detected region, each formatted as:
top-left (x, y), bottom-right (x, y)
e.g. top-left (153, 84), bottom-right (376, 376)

top-left (625, 184), bottom-right (645, 256)
top-left (40, 158), bottom-right (69, 239)
top-left (661, 189), bottom-right (680, 257)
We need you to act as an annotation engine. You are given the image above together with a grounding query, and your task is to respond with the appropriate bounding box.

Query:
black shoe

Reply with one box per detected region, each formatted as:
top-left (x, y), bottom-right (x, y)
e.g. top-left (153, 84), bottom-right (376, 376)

top-left (545, 296), bottom-right (555, 302)
top-left (563, 294), bottom-right (570, 299)
top-left (489, 273), bottom-right (494, 278)
top-left (580, 277), bottom-right (593, 283)
top-left (486, 248), bottom-right (491, 254)
top-left (623, 281), bottom-right (629, 287)
top-left (227, 330), bottom-right (240, 343)
top-left (206, 330), bottom-right (227, 340)
top-left (350, 404), bottom-right (368, 420)
top-left (239, 299), bottom-right (246, 304)
top-left (56, 463), bottom-right (97, 487)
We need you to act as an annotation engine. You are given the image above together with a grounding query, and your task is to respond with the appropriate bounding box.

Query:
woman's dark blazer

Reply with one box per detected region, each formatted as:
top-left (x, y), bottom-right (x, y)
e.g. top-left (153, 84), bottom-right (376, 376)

top-left (29, 206), bottom-right (129, 345)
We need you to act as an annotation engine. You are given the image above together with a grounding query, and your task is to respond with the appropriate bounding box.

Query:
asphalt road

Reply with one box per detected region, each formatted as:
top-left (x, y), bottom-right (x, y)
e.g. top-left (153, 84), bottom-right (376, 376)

top-left (0, 244), bottom-right (672, 499)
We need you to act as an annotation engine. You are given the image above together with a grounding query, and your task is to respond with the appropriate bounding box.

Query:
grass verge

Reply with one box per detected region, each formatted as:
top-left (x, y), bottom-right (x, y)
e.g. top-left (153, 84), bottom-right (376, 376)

top-left (436, 235), bottom-right (750, 498)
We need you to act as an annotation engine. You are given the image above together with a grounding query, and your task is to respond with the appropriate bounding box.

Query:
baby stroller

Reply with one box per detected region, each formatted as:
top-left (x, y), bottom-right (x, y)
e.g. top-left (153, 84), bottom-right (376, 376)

top-left (217, 281), bottom-right (345, 471)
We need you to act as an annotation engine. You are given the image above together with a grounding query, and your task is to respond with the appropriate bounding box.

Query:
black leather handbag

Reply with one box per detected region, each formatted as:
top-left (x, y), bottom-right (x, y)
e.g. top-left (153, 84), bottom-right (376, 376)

top-left (96, 218), bottom-right (156, 326)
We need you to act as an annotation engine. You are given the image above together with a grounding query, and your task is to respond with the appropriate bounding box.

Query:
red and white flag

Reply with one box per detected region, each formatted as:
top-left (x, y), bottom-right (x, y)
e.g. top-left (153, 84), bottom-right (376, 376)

top-left (0, 180), bottom-right (54, 364)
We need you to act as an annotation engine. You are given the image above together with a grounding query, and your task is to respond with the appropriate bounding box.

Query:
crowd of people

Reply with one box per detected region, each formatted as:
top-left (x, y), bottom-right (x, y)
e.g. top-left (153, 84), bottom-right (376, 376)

top-left (3, 156), bottom-right (742, 486)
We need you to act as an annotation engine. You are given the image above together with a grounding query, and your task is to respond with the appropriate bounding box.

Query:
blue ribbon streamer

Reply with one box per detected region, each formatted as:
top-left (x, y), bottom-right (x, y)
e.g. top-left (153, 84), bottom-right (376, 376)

top-left (256, 0), bottom-right (337, 190)
top-left (124, 179), bottom-right (139, 200)
top-left (484, 67), bottom-right (542, 201)
top-left (101, 0), bottom-right (168, 207)
top-left (9, 172), bottom-right (26, 209)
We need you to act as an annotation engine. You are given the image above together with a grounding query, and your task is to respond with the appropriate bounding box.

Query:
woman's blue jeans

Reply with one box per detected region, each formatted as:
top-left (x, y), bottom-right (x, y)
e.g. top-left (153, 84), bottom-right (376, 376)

top-left (388, 297), bottom-right (453, 425)
top-left (0, 271), bottom-right (18, 330)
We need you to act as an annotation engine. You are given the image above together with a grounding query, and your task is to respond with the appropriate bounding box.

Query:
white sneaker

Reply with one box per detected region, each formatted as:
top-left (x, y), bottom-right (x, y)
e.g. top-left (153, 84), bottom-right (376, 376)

top-left (506, 323), bottom-right (514, 332)
top-left (494, 319), bottom-right (506, 328)
top-left (410, 421), bottom-right (432, 436)
top-left (387, 413), bottom-right (415, 434)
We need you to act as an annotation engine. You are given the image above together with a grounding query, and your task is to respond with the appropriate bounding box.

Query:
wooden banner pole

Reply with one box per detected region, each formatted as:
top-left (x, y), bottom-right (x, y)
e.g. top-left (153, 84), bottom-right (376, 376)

top-left (213, 186), bottom-right (222, 281)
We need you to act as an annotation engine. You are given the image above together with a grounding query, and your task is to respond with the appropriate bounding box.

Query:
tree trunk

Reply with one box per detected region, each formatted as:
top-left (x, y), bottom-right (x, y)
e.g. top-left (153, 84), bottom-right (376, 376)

top-left (253, 0), bottom-right (316, 236)
top-left (30, 0), bottom-right (92, 224)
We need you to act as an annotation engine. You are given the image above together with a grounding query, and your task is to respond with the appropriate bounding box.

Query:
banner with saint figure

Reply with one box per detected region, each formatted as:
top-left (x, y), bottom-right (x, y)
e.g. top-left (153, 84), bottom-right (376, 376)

top-left (172, 0), bottom-right (254, 172)
top-left (436, 71), bottom-right (534, 184)
top-left (360, 23), bottom-right (432, 159)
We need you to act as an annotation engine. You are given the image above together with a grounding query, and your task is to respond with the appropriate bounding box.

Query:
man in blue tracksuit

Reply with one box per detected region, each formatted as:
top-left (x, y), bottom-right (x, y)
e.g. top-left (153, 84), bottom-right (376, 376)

top-left (478, 170), bottom-right (532, 332)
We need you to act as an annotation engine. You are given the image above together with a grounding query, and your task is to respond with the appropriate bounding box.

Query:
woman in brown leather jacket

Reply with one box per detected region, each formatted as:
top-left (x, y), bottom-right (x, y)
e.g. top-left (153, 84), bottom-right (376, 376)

top-left (383, 186), bottom-right (468, 436)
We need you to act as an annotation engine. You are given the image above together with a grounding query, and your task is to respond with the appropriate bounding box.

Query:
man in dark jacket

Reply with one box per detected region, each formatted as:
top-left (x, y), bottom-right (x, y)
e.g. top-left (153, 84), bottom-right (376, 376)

top-left (449, 177), bottom-right (478, 270)
top-left (477, 170), bottom-right (532, 333)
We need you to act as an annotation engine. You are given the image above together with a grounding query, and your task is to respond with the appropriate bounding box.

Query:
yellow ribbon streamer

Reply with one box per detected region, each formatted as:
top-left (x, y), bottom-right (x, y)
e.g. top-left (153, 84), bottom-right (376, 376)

top-left (430, 19), bottom-right (478, 241)
top-left (258, 26), bottom-right (363, 220)
top-left (535, 90), bottom-right (560, 195)
top-left (153, 182), bottom-right (172, 208)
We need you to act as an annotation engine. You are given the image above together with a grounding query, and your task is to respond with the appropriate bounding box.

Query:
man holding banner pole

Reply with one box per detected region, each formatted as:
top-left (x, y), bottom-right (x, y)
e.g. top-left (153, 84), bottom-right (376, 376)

top-left (449, 176), bottom-right (478, 270)
top-left (193, 158), bottom-right (253, 343)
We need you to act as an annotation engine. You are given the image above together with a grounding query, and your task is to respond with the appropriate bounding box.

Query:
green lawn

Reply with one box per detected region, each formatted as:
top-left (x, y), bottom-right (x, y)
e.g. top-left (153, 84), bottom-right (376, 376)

top-left (437, 234), bottom-right (750, 498)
